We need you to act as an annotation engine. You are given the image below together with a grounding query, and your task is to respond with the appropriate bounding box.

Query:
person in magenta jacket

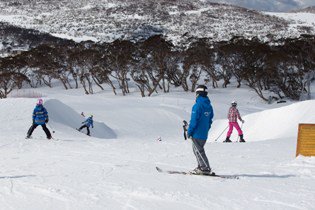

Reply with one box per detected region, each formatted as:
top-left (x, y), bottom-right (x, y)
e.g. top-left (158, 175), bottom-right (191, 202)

top-left (224, 101), bottom-right (245, 143)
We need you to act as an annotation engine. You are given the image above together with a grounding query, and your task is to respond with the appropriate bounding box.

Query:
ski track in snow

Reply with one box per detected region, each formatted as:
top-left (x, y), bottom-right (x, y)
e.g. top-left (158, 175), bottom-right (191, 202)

top-left (1, 86), bottom-right (315, 209)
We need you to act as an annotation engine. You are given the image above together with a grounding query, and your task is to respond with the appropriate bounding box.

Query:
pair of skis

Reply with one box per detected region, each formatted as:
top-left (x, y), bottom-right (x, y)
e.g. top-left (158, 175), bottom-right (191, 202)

top-left (178, 120), bottom-right (239, 179)
top-left (25, 136), bottom-right (60, 141)
top-left (156, 167), bottom-right (239, 179)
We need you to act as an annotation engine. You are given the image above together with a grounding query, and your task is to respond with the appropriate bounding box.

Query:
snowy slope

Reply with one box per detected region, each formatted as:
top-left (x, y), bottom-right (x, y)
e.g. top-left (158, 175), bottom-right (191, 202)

top-left (210, 100), bottom-right (315, 142)
top-left (265, 11), bottom-right (315, 31)
top-left (0, 0), bottom-right (314, 46)
top-left (0, 86), bottom-right (315, 209)
top-left (45, 99), bottom-right (116, 139)
top-left (208, 0), bottom-right (315, 12)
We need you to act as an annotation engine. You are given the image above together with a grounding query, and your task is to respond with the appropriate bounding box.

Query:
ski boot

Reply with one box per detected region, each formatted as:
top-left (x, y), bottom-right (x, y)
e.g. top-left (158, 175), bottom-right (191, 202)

top-left (201, 168), bottom-right (213, 175)
top-left (191, 166), bottom-right (202, 174)
top-left (191, 167), bottom-right (212, 175)
top-left (25, 135), bottom-right (32, 139)
top-left (239, 135), bottom-right (246, 143)
top-left (223, 136), bottom-right (232, 143)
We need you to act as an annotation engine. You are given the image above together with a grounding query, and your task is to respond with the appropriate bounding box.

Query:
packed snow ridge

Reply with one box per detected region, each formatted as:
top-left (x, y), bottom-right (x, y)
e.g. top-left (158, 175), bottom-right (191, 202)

top-left (210, 100), bottom-right (315, 141)
top-left (45, 99), bottom-right (117, 139)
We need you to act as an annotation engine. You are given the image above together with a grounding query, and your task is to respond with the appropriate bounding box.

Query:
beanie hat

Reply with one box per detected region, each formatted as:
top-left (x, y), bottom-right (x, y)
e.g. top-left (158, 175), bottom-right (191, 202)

top-left (37, 98), bottom-right (43, 105)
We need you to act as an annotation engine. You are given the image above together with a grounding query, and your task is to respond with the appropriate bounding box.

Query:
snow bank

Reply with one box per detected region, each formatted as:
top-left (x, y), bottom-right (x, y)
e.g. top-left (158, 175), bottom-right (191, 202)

top-left (209, 100), bottom-right (315, 141)
top-left (44, 99), bottom-right (116, 139)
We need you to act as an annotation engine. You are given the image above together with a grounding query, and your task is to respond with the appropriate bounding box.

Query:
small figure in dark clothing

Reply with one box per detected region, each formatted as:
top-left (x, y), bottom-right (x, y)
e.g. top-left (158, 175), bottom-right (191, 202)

top-left (77, 115), bottom-right (94, 136)
top-left (26, 99), bottom-right (52, 139)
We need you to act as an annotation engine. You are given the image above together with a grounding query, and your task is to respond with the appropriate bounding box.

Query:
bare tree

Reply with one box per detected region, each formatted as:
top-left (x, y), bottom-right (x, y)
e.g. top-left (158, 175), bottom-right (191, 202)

top-left (140, 35), bottom-right (173, 96)
top-left (0, 71), bottom-right (29, 98)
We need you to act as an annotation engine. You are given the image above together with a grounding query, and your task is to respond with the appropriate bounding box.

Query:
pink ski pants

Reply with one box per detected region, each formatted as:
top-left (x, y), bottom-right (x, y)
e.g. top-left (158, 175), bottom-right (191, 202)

top-left (227, 122), bottom-right (243, 137)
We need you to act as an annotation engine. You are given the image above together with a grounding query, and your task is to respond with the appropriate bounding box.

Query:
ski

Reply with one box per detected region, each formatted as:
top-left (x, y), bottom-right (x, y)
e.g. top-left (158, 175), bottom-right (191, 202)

top-left (222, 141), bottom-right (246, 143)
top-left (156, 167), bottom-right (239, 179)
top-left (25, 136), bottom-right (58, 141)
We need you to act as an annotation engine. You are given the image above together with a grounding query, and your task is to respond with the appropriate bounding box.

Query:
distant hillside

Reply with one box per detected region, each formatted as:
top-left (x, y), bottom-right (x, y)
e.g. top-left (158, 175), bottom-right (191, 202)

top-left (207, 0), bottom-right (315, 12)
top-left (0, 0), bottom-right (313, 47)
top-left (0, 22), bottom-right (73, 57)
top-left (292, 6), bottom-right (315, 13)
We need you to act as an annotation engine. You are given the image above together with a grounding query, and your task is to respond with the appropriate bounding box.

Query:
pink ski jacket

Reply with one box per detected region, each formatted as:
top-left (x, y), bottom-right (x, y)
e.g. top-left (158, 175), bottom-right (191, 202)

top-left (227, 106), bottom-right (242, 122)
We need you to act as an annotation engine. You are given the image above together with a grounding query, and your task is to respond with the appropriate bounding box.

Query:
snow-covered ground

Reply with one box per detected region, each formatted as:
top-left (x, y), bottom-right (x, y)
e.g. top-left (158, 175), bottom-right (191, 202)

top-left (265, 11), bottom-right (315, 28)
top-left (0, 85), bottom-right (315, 210)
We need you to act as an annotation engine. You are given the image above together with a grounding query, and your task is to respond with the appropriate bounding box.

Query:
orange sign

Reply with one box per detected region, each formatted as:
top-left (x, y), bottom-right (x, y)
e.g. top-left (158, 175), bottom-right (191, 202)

top-left (296, 124), bottom-right (315, 157)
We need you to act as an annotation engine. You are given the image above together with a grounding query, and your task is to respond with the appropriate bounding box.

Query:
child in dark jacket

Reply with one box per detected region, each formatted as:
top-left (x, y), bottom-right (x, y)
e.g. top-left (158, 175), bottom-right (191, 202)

top-left (26, 99), bottom-right (52, 139)
top-left (77, 115), bottom-right (94, 136)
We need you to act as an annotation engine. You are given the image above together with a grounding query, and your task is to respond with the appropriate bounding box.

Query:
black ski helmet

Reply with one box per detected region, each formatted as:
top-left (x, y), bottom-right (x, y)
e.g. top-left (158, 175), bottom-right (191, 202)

top-left (195, 85), bottom-right (208, 97)
top-left (231, 101), bottom-right (237, 106)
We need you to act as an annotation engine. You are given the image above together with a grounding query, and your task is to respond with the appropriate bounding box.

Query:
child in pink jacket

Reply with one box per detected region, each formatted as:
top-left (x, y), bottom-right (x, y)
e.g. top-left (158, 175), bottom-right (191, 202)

top-left (224, 101), bottom-right (245, 143)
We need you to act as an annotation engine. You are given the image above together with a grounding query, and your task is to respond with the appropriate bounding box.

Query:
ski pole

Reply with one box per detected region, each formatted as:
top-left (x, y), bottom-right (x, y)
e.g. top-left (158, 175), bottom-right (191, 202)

top-left (214, 125), bottom-right (229, 142)
top-left (183, 120), bottom-right (188, 140)
top-left (47, 122), bottom-right (55, 134)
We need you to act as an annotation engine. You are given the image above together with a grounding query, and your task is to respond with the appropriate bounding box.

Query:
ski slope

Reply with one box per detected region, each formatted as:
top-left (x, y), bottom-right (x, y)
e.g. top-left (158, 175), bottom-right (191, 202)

top-left (0, 86), bottom-right (315, 210)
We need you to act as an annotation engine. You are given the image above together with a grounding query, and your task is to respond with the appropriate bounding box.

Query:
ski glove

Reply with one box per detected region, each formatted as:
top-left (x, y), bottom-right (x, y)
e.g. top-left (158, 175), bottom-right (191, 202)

top-left (241, 120), bottom-right (245, 123)
top-left (45, 119), bottom-right (49, 123)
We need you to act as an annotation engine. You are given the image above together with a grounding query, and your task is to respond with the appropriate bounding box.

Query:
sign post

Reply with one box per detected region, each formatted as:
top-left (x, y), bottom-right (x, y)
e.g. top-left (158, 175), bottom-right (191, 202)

top-left (296, 124), bottom-right (315, 157)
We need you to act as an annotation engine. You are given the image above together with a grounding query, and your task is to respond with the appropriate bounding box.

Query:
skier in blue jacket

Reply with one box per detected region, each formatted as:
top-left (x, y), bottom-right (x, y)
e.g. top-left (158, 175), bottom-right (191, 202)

top-left (187, 85), bottom-right (214, 175)
top-left (26, 98), bottom-right (52, 139)
top-left (77, 115), bottom-right (94, 136)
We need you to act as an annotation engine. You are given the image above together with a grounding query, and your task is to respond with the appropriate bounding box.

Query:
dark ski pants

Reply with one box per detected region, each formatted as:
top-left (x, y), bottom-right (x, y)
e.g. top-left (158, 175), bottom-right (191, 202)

top-left (79, 125), bottom-right (90, 136)
top-left (192, 138), bottom-right (211, 171)
top-left (27, 123), bottom-right (51, 138)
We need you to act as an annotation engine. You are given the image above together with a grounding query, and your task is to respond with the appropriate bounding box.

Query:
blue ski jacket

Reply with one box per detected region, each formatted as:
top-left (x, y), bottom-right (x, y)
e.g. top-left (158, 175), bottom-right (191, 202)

top-left (187, 96), bottom-right (214, 140)
top-left (83, 117), bottom-right (94, 128)
top-left (32, 105), bottom-right (48, 125)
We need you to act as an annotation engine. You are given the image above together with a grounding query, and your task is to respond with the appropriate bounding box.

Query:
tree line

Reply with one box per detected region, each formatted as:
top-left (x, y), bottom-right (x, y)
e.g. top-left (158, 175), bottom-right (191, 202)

top-left (1, 34), bottom-right (315, 101)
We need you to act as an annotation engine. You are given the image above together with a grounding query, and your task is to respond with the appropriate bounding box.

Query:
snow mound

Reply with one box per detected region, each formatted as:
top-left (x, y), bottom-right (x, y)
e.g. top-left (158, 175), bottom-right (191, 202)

top-left (44, 99), bottom-right (116, 139)
top-left (244, 100), bottom-right (315, 141)
top-left (209, 100), bottom-right (315, 142)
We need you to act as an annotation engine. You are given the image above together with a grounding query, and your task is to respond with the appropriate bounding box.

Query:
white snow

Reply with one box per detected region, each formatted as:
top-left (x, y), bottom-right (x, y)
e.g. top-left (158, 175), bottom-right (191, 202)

top-left (50, 33), bottom-right (99, 43)
top-left (265, 12), bottom-right (315, 27)
top-left (44, 99), bottom-right (116, 139)
top-left (0, 85), bottom-right (315, 209)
